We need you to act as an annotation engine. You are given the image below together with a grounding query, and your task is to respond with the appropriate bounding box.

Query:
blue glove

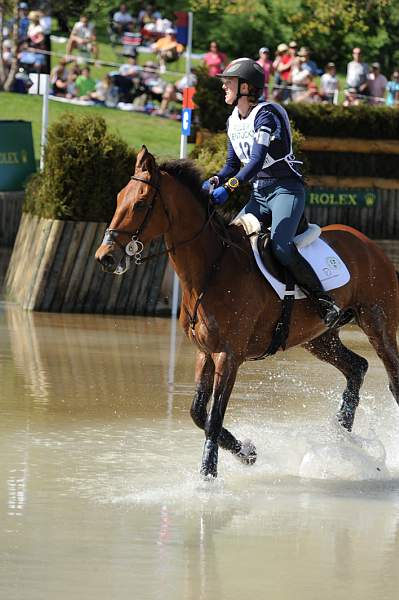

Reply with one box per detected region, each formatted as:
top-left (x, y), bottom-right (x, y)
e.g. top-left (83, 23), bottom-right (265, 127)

top-left (201, 176), bottom-right (219, 194)
top-left (211, 185), bottom-right (229, 206)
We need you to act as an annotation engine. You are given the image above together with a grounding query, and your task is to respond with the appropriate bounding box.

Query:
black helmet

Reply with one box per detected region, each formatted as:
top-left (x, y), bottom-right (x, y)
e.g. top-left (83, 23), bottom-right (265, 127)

top-left (217, 57), bottom-right (265, 90)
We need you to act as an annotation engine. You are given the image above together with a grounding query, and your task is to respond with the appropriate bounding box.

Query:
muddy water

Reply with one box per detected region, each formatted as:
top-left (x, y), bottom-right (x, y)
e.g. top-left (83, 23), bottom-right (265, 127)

top-left (1, 303), bottom-right (399, 600)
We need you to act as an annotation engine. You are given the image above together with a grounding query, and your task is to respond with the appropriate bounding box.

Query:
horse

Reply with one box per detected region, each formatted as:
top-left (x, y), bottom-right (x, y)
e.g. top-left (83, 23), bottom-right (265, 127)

top-left (95, 146), bottom-right (399, 479)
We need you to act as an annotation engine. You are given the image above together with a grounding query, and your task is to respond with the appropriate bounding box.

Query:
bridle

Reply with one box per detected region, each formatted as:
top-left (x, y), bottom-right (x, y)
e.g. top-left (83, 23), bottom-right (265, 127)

top-left (102, 170), bottom-right (217, 274)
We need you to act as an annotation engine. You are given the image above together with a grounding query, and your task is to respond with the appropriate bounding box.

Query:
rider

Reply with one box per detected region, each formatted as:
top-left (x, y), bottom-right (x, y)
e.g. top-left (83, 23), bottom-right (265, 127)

top-left (202, 57), bottom-right (342, 328)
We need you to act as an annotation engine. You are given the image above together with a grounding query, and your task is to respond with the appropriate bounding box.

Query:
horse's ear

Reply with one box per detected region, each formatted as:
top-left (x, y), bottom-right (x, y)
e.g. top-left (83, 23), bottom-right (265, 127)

top-left (135, 145), bottom-right (156, 174)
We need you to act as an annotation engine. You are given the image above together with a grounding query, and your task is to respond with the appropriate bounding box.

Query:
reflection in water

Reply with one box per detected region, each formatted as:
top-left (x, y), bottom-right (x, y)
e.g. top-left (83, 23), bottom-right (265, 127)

top-left (1, 303), bottom-right (399, 600)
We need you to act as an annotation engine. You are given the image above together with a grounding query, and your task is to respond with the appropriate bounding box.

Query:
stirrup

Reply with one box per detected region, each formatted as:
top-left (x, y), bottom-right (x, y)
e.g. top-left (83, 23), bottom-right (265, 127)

top-left (319, 298), bottom-right (342, 328)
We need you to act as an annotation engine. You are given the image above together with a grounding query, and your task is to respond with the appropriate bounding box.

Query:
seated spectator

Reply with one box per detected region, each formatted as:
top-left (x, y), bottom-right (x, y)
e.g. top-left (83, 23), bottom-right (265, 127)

top-left (2, 39), bottom-right (13, 70)
top-left (295, 81), bottom-right (321, 103)
top-left (367, 62), bottom-right (387, 104)
top-left (18, 40), bottom-right (46, 73)
top-left (66, 66), bottom-right (80, 99)
top-left (346, 47), bottom-right (368, 95)
top-left (156, 70), bottom-right (197, 116)
top-left (75, 65), bottom-right (96, 99)
top-left (91, 74), bottom-right (119, 107)
top-left (151, 29), bottom-right (184, 73)
top-left (138, 4), bottom-right (162, 29)
top-left (66, 15), bottom-right (99, 61)
top-left (386, 71), bottom-right (399, 107)
top-left (297, 47), bottom-right (321, 76)
top-left (203, 41), bottom-right (227, 77)
top-left (112, 3), bottom-right (134, 35)
top-left (50, 58), bottom-right (69, 96)
top-left (343, 87), bottom-right (361, 106)
top-left (320, 62), bottom-right (339, 103)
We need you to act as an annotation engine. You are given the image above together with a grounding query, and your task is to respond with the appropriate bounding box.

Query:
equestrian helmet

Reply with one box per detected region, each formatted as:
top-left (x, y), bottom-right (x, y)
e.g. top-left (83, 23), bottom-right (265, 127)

top-left (217, 58), bottom-right (265, 89)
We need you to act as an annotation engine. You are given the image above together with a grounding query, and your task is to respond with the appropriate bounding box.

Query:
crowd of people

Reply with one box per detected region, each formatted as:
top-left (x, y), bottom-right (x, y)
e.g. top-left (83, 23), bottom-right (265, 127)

top-left (1, 2), bottom-right (399, 113)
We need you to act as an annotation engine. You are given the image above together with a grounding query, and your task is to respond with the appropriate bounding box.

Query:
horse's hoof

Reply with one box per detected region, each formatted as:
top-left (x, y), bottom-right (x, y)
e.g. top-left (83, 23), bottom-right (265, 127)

top-left (237, 439), bottom-right (257, 465)
top-left (200, 439), bottom-right (218, 479)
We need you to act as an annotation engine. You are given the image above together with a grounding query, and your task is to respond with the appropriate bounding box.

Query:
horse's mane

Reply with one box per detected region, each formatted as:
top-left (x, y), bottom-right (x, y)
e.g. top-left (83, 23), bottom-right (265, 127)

top-left (159, 158), bottom-right (229, 225)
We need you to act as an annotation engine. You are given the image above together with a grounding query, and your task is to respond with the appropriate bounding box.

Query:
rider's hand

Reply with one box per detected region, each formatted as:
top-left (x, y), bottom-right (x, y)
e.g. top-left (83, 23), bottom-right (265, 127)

top-left (201, 175), bottom-right (219, 194)
top-left (211, 185), bottom-right (229, 206)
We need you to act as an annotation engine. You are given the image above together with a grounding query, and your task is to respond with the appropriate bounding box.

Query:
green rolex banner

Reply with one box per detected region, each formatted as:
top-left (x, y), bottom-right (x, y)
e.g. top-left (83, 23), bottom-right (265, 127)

top-left (0, 121), bottom-right (36, 191)
top-left (306, 188), bottom-right (378, 208)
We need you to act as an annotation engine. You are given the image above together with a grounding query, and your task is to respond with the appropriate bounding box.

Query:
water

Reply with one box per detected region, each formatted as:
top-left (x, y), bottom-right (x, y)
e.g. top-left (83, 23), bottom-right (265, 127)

top-left (1, 303), bottom-right (399, 600)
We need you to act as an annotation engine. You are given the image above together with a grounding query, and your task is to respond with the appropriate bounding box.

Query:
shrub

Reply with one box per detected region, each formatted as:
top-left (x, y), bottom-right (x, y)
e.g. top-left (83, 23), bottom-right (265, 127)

top-left (25, 114), bottom-right (136, 222)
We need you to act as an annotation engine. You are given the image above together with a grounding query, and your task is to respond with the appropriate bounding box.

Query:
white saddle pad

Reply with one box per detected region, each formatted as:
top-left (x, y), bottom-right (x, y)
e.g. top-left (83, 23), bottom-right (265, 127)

top-left (232, 213), bottom-right (350, 300)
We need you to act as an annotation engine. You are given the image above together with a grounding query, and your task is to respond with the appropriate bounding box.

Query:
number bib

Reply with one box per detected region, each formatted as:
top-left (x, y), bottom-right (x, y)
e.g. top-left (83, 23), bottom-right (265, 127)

top-left (227, 103), bottom-right (268, 164)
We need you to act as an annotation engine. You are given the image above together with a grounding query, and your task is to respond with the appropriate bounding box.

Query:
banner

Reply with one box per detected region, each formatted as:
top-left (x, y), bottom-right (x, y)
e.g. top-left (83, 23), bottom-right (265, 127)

top-left (175, 11), bottom-right (188, 45)
top-left (306, 188), bottom-right (378, 208)
top-left (0, 121), bottom-right (36, 191)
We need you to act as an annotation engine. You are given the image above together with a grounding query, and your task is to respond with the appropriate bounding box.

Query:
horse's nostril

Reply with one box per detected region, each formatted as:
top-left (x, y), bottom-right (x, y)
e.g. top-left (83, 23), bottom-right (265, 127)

top-left (100, 254), bottom-right (116, 272)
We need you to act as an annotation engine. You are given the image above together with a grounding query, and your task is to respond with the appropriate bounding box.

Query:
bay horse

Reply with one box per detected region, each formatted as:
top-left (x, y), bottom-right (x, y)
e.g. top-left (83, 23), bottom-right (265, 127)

top-left (95, 146), bottom-right (399, 479)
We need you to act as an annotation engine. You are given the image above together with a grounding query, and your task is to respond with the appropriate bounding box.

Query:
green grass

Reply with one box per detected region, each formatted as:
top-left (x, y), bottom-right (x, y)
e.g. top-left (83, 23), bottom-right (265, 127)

top-left (0, 91), bottom-right (182, 161)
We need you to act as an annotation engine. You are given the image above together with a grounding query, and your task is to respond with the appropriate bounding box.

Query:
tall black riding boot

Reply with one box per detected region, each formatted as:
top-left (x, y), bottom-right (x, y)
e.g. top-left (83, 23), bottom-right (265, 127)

top-left (285, 247), bottom-right (342, 328)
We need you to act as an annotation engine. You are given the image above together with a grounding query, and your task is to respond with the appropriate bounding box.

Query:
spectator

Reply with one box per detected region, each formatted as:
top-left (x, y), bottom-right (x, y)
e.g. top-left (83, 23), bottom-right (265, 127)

top-left (295, 80), bottom-right (321, 104)
top-left (367, 62), bottom-right (387, 104)
top-left (91, 74), bottom-right (119, 107)
top-left (151, 28), bottom-right (183, 73)
top-left (156, 70), bottom-right (197, 116)
top-left (288, 41), bottom-right (297, 59)
top-left (75, 65), bottom-right (96, 99)
top-left (39, 6), bottom-right (52, 74)
top-left (50, 57), bottom-right (69, 96)
top-left (66, 15), bottom-right (99, 61)
top-left (320, 62), bottom-right (339, 103)
top-left (386, 71), bottom-right (399, 107)
top-left (18, 40), bottom-right (45, 73)
top-left (256, 47), bottom-right (273, 99)
top-left (17, 2), bottom-right (30, 41)
top-left (297, 47), bottom-right (321, 76)
top-left (66, 66), bottom-right (80, 99)
top-left (343, 87), bottom-right (361, 107)
top-left (138, 4), bottom-right (162, 29)
top-left (203, 41), bottom-right (227, 77)
top-left (27, 10), bottom-right (46, 66)
top-left (346, 47), bottom-right (368, 95)
top-left (272, 43), bottom-right (293, 101)
top-left (112, 3), bottom-right (134, 35)
top-left (2, 40), bottom-right (13, 70)
top-left (291, 55), bottom-right (312, 100)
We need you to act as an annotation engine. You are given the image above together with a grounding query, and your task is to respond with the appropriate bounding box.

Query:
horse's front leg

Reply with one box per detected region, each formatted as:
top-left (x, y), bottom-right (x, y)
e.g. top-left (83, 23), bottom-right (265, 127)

top-left (191, 352), bottom-right (257, 471)
top-left (200, 351), bottom-right (239, 479)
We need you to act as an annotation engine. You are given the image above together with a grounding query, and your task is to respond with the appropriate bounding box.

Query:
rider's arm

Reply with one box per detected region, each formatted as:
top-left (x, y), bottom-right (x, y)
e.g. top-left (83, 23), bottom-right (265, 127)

top-left (234, 110), bottom-right (279, 183)
top-left (217, 139), bottom-right (241, 183)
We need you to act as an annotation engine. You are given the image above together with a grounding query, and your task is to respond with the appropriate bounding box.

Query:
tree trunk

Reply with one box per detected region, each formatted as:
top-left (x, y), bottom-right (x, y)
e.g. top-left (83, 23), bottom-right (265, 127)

top-left (1, 1), bottom-right (19, 92)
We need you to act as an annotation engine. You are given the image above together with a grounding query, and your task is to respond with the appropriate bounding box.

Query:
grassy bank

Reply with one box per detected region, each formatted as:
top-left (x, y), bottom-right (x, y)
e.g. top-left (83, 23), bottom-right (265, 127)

top-left (0, 92), bottom-right (182, 161)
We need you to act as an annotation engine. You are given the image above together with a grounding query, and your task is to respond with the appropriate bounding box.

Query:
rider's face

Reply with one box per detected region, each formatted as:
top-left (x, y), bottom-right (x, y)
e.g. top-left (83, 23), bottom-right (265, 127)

top-left (222, 77), bottom-right (238, 105)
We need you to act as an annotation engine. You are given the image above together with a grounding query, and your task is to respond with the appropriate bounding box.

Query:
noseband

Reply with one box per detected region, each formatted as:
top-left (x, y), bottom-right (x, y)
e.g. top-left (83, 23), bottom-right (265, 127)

top-left (102, 172), bottom-right (168, 273)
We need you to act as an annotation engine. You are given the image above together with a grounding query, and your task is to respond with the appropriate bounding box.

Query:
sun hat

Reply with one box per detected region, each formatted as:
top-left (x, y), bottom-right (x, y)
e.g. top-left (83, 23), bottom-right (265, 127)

top-left (277, 43), bottom-right (288, 53)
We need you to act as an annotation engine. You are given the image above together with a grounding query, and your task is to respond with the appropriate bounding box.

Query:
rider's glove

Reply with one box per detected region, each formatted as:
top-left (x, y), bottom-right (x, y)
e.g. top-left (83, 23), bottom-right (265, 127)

top-left (201, 175), bottom-right (219, 194)
top-left (211, 185), bottom-right (229, 205)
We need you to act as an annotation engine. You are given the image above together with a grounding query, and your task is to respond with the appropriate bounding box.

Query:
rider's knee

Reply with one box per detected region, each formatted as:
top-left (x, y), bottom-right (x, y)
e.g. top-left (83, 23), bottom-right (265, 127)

top-left (270, 238), bottom-right (295, 267)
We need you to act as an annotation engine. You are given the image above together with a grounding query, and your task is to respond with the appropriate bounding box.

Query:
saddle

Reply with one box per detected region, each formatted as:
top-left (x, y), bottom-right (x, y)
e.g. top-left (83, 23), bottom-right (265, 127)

top-left (256, 214), bottom-right (309, 283)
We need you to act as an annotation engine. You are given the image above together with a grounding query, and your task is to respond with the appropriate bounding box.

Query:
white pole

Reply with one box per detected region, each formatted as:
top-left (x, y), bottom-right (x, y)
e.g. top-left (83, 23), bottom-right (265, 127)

top-left (168, 11), bottom-right (193, 403)
top-left (40, 74), bottom-right (50, 171)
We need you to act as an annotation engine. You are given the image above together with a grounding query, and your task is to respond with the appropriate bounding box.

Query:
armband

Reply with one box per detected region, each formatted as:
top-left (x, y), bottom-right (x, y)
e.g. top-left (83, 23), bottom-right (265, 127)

top-left (224, 177), bottom-right (240, 192)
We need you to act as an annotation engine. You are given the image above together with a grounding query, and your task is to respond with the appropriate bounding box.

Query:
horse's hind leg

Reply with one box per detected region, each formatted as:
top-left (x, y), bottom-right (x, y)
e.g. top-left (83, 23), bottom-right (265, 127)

top-left (304, 330), bottom-right (369, 431)
top-left (190, 351), bottom-right (256, 468)
top-left (358, 303), bottom-right (399, 407)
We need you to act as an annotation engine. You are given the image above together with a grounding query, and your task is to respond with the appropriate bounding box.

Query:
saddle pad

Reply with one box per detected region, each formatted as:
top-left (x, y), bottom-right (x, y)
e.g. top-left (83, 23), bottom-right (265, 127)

top-left (250, 235), bottom-right (351, 300)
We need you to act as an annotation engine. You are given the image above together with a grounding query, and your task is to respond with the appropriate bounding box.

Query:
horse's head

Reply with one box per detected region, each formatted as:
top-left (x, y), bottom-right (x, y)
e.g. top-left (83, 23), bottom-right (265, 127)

top-left (95, 146), bottom-right (170, 274)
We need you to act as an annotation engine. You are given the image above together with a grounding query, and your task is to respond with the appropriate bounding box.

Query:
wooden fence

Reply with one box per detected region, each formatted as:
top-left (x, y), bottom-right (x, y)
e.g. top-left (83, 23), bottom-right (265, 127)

top-left (5, 213), bottom-right (168, 314)
top-left (0, 192), bottom-right (24, 247)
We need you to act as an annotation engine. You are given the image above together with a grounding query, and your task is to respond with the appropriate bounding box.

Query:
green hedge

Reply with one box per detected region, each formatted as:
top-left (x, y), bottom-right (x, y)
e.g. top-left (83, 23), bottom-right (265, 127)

top-left (25, 114), bottom-right (136, 222)
top-left (285, 103), bottom-right (399, 140)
